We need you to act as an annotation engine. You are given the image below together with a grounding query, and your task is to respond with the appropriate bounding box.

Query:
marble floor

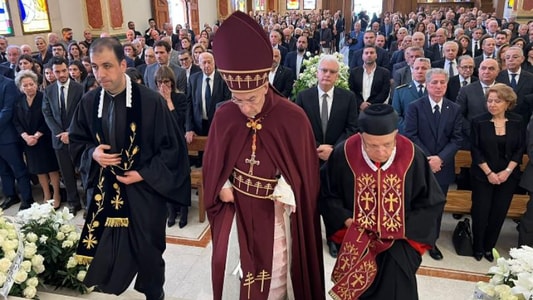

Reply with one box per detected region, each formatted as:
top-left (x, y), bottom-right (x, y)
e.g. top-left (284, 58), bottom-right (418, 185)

top-left (1, 184), bottom-right (521, 300)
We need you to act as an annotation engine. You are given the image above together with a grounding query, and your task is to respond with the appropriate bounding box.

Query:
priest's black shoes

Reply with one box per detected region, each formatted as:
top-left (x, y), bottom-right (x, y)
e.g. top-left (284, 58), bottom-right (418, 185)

top-left (429, 245), bottom-right (443, 260)
top-left (484, 251), bottom-right (494, 262)
top-left (474, 252), bottom-right (483, 261)
top-left (327, 240), bottom-right (338, 258)
top-left (167, 210), bottom-right (177, 227)
top-left (19, 199), bottom-right (34, 211)
top-left (67, 204), bottom-right (81, 216)
top-left (1, 195), bottom-right (21, 210)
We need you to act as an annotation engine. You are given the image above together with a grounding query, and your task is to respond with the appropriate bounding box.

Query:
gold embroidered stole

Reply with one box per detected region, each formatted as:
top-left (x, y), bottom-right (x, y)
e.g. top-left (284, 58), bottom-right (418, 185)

top-left (329, 134), bottom-right (414, 300)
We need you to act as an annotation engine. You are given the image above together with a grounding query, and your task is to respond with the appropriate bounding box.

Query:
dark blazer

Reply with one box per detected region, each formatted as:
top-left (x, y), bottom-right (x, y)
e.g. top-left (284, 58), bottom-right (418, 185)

top-left (272, 65), bottom-right (295, 98)
top-left (389, 49), bottom-right (405, 70)
top-left (392, 64), bottom-right (411, 91)
top-left (295, 86), bottom-right (358, 147)
top-left (144, 62), bottom-right (187, 94)
top-left (0, 75), bottom-right (19, 145)
top-left (42, 80), bottom-right (84, 149)
top-left (404, 97), bottom-right (463, 185)
top-left (445, 75), bottom-right (478, 102)
top-left (0, 64), bottom-right (13, 80)
top-left (349, 46), bottom-right (390, 69)
top-left (33, 51), bottom-right (53, 65)
top-left (496, 70), bottom-right (533, 123)
top-left (282, 37), bottom-right (297, 52)
top-left (348, 66), bottom-right (391, 109)
top-left (284, 51), bottom-right (309, 79)
top-left (13, 92), bottom-right (51, 140)
top-left (275, 45), bottom-right (288, 65)
top-left (456, 81), bottom-right (495, 143)
top-left (319, 27), bottom-right (333, 46)
top-left (519, 116), bottom-right (533, 192)
top-left (470, 111), bottom-right (525, 181)
top-left (186, 71), bottom-right (231, 134)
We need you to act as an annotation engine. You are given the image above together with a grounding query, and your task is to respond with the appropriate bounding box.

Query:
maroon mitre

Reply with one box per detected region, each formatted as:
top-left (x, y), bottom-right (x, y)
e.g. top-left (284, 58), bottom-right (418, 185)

top-left (213, 11), bottom-right (272, 92)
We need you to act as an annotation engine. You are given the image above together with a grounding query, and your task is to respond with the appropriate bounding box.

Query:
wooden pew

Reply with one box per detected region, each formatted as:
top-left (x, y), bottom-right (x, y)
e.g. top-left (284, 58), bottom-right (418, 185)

top-left (445, 150), bottom-right (530, 218)
top-left (188, 136), bottom-right (207, 223)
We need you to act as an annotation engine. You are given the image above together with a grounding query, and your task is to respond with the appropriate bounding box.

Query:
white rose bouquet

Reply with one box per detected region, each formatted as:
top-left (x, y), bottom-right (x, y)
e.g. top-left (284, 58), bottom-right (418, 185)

top-left (16, 202), bottom-right (90, 294)
top-left (474, 246), bottom-right (533, 300)
top-left (291, 52), bottom-right (350, 100)
top-left (0, 210), bottom-right (43, 299)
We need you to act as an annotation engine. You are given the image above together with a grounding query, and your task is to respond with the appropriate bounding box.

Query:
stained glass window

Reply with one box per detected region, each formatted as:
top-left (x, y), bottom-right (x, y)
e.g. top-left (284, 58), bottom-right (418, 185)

top-left (18, 0), bottom-right (51, 34)
top-left (0, 0), bottom-right (14, 36)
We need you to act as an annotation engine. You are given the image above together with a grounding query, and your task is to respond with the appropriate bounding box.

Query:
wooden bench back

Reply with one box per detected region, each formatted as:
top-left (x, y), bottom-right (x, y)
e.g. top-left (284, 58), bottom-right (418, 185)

top-left (187, 136), bottom-right (208, 155)
top-left (454, 150), bottom-right (530, 173)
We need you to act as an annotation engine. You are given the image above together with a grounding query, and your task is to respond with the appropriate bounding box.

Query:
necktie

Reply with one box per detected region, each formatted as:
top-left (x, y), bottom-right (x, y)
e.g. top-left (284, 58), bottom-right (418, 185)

top-left (0, 52), bottom-right (4, 61)
top-left (462, 80), bottom-right (468, 87)
top-left (483, 86), bottom-right (489, 97)
top-left (475, 41), bottom-right (479, 53)
top-left (321, 94), bottom-right (328, 140)
top-left (510, 73), bottom-right (517, 89)
top-left (418, 84), bottom-right (424, 97)
top-left (448, 61), bottom-right (454, 76)
top-left (205, 77), bottom-right (212, 108)
top-left (439, 45), bottom-right (443, 57)
top-left (434, 104), bottom-right (441, 126)
top-left (60, 86), bottom-right (67, 129)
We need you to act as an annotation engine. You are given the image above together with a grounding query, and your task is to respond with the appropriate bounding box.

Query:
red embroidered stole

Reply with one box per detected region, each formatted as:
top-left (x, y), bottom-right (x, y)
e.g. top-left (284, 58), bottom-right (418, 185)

top-left (329, 134), bottom-right (414, 300)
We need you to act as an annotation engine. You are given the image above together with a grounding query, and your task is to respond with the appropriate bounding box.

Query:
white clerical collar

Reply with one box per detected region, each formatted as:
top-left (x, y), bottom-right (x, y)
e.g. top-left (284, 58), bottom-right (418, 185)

top-left (361, 138), bottom-right (396, 171)
top-left (98, 74), bottom-right (132, 118)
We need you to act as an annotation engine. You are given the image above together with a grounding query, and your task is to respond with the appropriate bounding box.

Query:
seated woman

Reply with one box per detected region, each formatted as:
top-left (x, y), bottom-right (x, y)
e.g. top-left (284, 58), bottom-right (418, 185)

top-left (470, 83), bottom-right (525, 262)
top-left (154, 65), bottom-right (190, 228)
top-left (13, 70), bottom-right (61, 208)
top-left (68, 60), bottom-right (88, 84)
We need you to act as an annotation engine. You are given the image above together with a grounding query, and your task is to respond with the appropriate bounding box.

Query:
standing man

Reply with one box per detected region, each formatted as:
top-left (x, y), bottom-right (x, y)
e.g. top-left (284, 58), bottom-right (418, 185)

top-left (0, 73), bottom-right (34, 210)
top-left (404, 68), bottom-right (463, 260)
top-left (392, 46), bottom-right (425, 90)
top-left (284, 35), bottom-right (310, 79)
top-left (446, 55), bottom-right (478, 102)
top-left (42, 56), bottom-right (84, 215)
top-left (0, 36), bottom-right (7, 63)
top-left (349, 30), bottom-right (390, 69)
top-left (69, 37), bottom-right (190, 300)
top-left (144, 40), bottom-right (187, 93)
top-left (296, 54), bottom-right (358, 257)
top-left (269, 48), bottom-right (294, 98)
top-left (185, 52), bottom-right (230, 143)
top-left (321, 103), bottom-right (445, 299)
top-left (431, 41), bottom-right (459, 77)
top-left (319, 20), bottom-right (333, 54)
top-left (348, 45), bottom-right (391, 111)
top-left (0, 45), bottom-right (20, 79)
top-left (204, 11), bottom-right (325, 300)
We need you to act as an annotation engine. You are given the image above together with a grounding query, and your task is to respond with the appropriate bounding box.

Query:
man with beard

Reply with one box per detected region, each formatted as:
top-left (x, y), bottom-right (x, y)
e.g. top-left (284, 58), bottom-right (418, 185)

top-left (269, 48), bottom-right (294, 98)
top-left (284, 35), bottom-right (310, 79)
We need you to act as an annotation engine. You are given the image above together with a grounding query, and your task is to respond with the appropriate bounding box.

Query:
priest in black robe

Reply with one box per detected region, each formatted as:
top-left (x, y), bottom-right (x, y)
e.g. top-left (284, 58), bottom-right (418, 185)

top-left (68, 37), bottom-right (190, 300)
top-left (321, 104), bottom-right (445, 300)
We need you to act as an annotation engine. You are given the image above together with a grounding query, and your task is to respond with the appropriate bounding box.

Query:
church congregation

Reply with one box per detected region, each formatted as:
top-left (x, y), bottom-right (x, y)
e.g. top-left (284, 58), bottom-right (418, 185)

top-left (2, 3), bottom-right (533, 299)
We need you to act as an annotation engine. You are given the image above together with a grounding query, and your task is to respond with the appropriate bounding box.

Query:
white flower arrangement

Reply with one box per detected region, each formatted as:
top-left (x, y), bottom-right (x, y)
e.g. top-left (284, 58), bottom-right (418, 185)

top-left (0, 209), bottom-right (44, 299)
top-left (474, 246), bottom-right (533, 300)
top-left (291, 52), bottom-right (351, 100)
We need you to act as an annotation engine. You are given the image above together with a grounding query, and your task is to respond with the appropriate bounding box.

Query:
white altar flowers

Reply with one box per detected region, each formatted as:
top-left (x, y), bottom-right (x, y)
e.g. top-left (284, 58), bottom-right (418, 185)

top-left (475, 246), bottom-right (533, 300)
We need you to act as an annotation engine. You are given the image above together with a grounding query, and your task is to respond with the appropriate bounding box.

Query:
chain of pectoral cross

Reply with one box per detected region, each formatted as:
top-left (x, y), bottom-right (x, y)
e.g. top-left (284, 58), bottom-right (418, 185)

top-left (245, 117), bottom-right (264, 174)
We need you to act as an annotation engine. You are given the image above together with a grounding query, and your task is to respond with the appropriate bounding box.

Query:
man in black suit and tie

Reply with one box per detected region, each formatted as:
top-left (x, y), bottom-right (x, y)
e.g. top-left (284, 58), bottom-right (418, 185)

top-left (431, 41), bottom-right (459, 77)
top-left (446, 55), bottom-right (478, 102)
top-left (496, 46), bottom-right (533, 123)
top-left (470, 28), bottom-right (484, 57)
top-left (282, 28), bottom-right (296, 52)
top-left (42, 56), bottom-right (84, 215)
top-left (0, 36), bottom-right (7, 63)
top-left (319, 20), bottom-right (333, 54)
top-left (349, 45), bottom-right (391, 111)
top-left (269, 30), bottom-right (288, 65)
top-left (333, 11), bottom-right (345, 52)
top-left (0, 45), bottom-right (20, 79)
top-left (295, 54), bottom-right (358, 257)
top-left (284, 35), bottom-right (309, 80)
top-left (474, 37), bottom-right (496, 70)
top-left (430, 28), bottom-right (447, 61)
top-left (456, 58), bottom-right (501, 148)
top-left (404, 68), bottom-right (463, 260)
top-left (178, 50), bottom-right (201, 88)
top-left (185, 52), bottom-right (231, 144)
top-left (269, 48), bottom-right (294, 98)
top-left (392, 46), bottom-right (425, 90)
top-left (349, 31), bottom-right (390, 69)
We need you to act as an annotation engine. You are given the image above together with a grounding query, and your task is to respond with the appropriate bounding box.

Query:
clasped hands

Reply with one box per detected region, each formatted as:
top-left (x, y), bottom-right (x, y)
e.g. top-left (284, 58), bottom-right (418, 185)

top-left (92, 144), bottom-right (143, 184)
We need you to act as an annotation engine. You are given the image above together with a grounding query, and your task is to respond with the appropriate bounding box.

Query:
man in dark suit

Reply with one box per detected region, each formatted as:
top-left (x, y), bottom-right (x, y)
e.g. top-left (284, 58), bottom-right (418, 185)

top-left (185, 52), bottom-right (231, 144)
top-left (0, 45), bottom-right (20, 79)
top-left (269, 48), bottom-right (294, 98)
top-left (496, 46), bottom-right (533, 123)
top-left (282, 28), bottom-right (297, 52)
top-left (518, 113), bottom-right (533, 246)
top-left (333, 11), bottom-right (345, 52)
top-left (404, 68), bottom-right (463, 260)
top-left (431, 41), bottom-right (459, 77)
top-left (446, 55), bottom-right (478, 102)
top-left (348, 45), bottom-right (391, 111)
top-left (269, 30), bottom-right (288, 65)
top-left (284, 35), bottom-right (310, 80)
top-left (474, 37), bottom-right (496, 70)
top-left (0, 36), bottom-right (7, 63)
top-left (144, 40), bottom-right (187, 93)
top-left (392, 46), bottom-right (425, 90)
top-left (392, 57), bottom-right (431, 133)
top-left (430, 28), bottom-right (447, 61)
top-left (177, 50), bottom-right (201, 88)
top-left (0, 74), bottom-right (34, 210)
top-left (456, 58), bottom-right (501, 148)
top-left (42, 56), bottom-right (84, 215)
top-left (319, 20), bottom-right (333, 54)
top-left (295, 54), bottom-right (358, 257)
top-left (349, 31), bottom-right (390, 69)
top-left (469, 28), bottom-right (484, 57)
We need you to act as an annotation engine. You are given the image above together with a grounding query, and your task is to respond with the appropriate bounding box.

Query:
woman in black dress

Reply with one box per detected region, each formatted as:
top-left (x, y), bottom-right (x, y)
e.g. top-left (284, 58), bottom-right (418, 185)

top-left (155, 65), bottom-right (190, 227)
top-left (13, 70), bottom-right (61, 208)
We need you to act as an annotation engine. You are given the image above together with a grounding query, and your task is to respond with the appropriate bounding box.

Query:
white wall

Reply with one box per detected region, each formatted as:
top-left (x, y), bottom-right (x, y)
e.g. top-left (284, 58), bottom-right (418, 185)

top-left (198, 0), bottom-right (218, 28)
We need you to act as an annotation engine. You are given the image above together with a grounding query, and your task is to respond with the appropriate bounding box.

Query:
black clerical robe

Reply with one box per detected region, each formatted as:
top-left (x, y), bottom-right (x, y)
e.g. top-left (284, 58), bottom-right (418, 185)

top-left (69, 82), bottom-right (190, 297)
top-left (203, 87), bottom-right (325, 300)
top-left (320, 133), bottom-right (445, 300)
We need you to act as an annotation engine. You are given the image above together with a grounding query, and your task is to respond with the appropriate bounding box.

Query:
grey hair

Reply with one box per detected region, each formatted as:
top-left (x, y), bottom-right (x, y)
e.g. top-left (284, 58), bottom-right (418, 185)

top-left (15, 69), bottom-right (38, 89)
top-left (425, 68), bottom-right (449, 84)
top-left (318, 54), bottom-right (340, 70)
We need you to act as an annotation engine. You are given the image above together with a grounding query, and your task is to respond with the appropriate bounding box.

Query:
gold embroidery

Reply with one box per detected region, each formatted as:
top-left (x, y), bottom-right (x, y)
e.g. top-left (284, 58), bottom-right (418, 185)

top-left (81, 168), bottom-right (106, 251)
top-left (241, 270), bottom-right (271, 299)
top-left (243, 272), bottom-right (255, 299)
top-left (255, 270), bottom-right (271, 292)
top-left (111, 183), bottom-right (124, 209)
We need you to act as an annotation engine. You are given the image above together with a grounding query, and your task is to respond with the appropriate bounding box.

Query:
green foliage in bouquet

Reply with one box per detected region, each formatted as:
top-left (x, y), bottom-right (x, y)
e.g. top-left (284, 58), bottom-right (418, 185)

top-left (291, 52), bottom-right (350, 100)
top-left (16, 202), bottom-right (90, 295)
